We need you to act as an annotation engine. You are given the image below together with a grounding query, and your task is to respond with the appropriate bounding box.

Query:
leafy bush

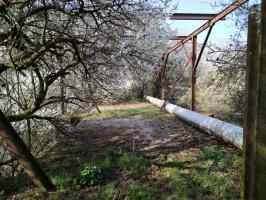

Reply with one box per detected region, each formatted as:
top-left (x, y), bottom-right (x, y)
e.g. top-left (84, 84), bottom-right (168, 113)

top-left (76, 165), bottom-right (103, 187)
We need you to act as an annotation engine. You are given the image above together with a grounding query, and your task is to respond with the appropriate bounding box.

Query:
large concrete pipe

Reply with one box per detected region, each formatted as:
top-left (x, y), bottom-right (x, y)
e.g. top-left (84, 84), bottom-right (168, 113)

top-left (146, 96), bottom-right (243, 149)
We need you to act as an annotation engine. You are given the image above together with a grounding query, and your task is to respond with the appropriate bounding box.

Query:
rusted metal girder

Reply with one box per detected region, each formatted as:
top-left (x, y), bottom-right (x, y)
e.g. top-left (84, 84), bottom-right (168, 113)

top-left (0, 110), bottom-right (56, 192)
top-left (166, 0), bottom-right (247, 54)
top-left (194, 25), bottom-right (214, 70)
top-left (170, 13), bottom-right (226, 20)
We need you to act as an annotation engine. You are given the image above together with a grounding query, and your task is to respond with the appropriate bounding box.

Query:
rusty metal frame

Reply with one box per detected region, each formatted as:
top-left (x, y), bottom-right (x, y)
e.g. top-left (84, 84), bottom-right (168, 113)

top-left (166, 0), bottom-right (247, 54)
top-left (194, 25), bottom-right (214, 70)
top-left (161, 0), bottom-right (248, 111)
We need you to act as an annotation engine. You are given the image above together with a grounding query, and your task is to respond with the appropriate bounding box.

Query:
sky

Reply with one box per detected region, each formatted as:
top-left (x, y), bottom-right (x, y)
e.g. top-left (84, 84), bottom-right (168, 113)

top-left (166, 0), bottom-right (243, 45)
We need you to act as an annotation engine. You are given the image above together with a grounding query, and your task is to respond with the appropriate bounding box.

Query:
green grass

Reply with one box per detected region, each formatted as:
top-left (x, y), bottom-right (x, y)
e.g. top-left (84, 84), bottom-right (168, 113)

top-left (1, 103), bottom-right (242, 199)
top-left (64, 107), bottom-right (164, 121)
top-left (6, 147), bottom-right (241, 199)
top-left (156, 147), bottom-right (241, 200)
top-left (32, 148), bottom-right (150, 199)
top-left (102, 108), bottom-right (161, 118)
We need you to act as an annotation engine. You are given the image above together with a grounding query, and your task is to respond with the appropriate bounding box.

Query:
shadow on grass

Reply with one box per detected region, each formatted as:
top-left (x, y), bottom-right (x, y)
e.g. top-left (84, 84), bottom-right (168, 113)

top-left (157, 146), bottom-right (241, 200)
top-left (3, 107), bottom-right (241, 200)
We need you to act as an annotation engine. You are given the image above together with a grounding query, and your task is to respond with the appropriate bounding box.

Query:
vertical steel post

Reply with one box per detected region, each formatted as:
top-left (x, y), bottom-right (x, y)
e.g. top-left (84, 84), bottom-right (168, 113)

top-left (242, 3), bottom-right (266, 200)
top-left (191, 36), bottom-right (197, 111)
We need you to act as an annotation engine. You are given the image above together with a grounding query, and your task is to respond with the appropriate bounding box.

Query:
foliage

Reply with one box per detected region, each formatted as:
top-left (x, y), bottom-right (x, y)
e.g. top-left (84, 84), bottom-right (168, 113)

top-left (76, 165), bottom-right (103, 187)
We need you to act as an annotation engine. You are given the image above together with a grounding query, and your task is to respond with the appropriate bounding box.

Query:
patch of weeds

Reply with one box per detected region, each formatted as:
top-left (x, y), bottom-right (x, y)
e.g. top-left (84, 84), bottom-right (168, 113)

top-left (104, 108), bottom-right (161, 118)
top-left (51, 176), bottom-right (71, 190)
top-left (97, 148), bottom-right (122, 179)
top-left (97, 148), bottom-right (149, 180)
top-left (196, 146), bottom-right (241, 170)
top-left (76, 164), bottom-right (103, 187)
top-left (154, 147), bottom-right (240, 200)
top-left (73, 148), bottom-right (149, 188)
top-left (192, 146), bottom-right (241, 199)
top-left (118, 153), bottom-right (148, 172)
top-left (192, 169), bottom-right (237, 199)
top-left (85, 182), bottom-right (117, 200)
top-left (78, 149), bottom-right (152, 199)
top-left (45, 162), bottom-right (74, 190)
top-left (156, 167), bottom-right (207, 200)
top-left (122, 182), bottom-right (160, 200)
top-left (102, 182), bottom-right (116, 199)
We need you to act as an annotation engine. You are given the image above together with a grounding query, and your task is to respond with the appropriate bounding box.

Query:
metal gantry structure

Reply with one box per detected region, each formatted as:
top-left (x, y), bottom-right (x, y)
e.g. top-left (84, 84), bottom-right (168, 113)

top-left (160, 0), bottom-right (248, 111)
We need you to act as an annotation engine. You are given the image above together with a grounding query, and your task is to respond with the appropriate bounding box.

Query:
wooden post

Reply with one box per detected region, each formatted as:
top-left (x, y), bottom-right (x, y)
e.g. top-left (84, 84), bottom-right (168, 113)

top-left (242, 3), bottom-right (266, 200)
top-left (0, 110), bottom-right (56, 192)
top-left (191, 36), bottom-right (197, 111)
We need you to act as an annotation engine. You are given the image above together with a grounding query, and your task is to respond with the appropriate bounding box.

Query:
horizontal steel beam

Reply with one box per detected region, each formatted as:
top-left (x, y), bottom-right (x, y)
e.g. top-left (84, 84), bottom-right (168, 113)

top-left (166, 0), bottom-right (248, 54)
top-left (169, 36), bottom-right (188, 40)
top-left (170, 13), bottom-right (226, 20)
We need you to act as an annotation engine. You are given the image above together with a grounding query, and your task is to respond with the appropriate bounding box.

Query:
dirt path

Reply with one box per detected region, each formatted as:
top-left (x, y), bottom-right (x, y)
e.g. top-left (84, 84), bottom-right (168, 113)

top-left (73, 113), bottom-right (235, 158)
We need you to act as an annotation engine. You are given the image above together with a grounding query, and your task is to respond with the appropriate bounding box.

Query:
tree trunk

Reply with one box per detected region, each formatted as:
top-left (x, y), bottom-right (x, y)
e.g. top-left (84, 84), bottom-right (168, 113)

top-left (0, 110), bottom-right (56, 192)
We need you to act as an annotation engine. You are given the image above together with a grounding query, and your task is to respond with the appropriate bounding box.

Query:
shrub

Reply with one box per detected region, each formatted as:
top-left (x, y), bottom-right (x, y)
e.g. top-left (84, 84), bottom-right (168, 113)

top-left (76, 165), bottom-right (102, 187)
